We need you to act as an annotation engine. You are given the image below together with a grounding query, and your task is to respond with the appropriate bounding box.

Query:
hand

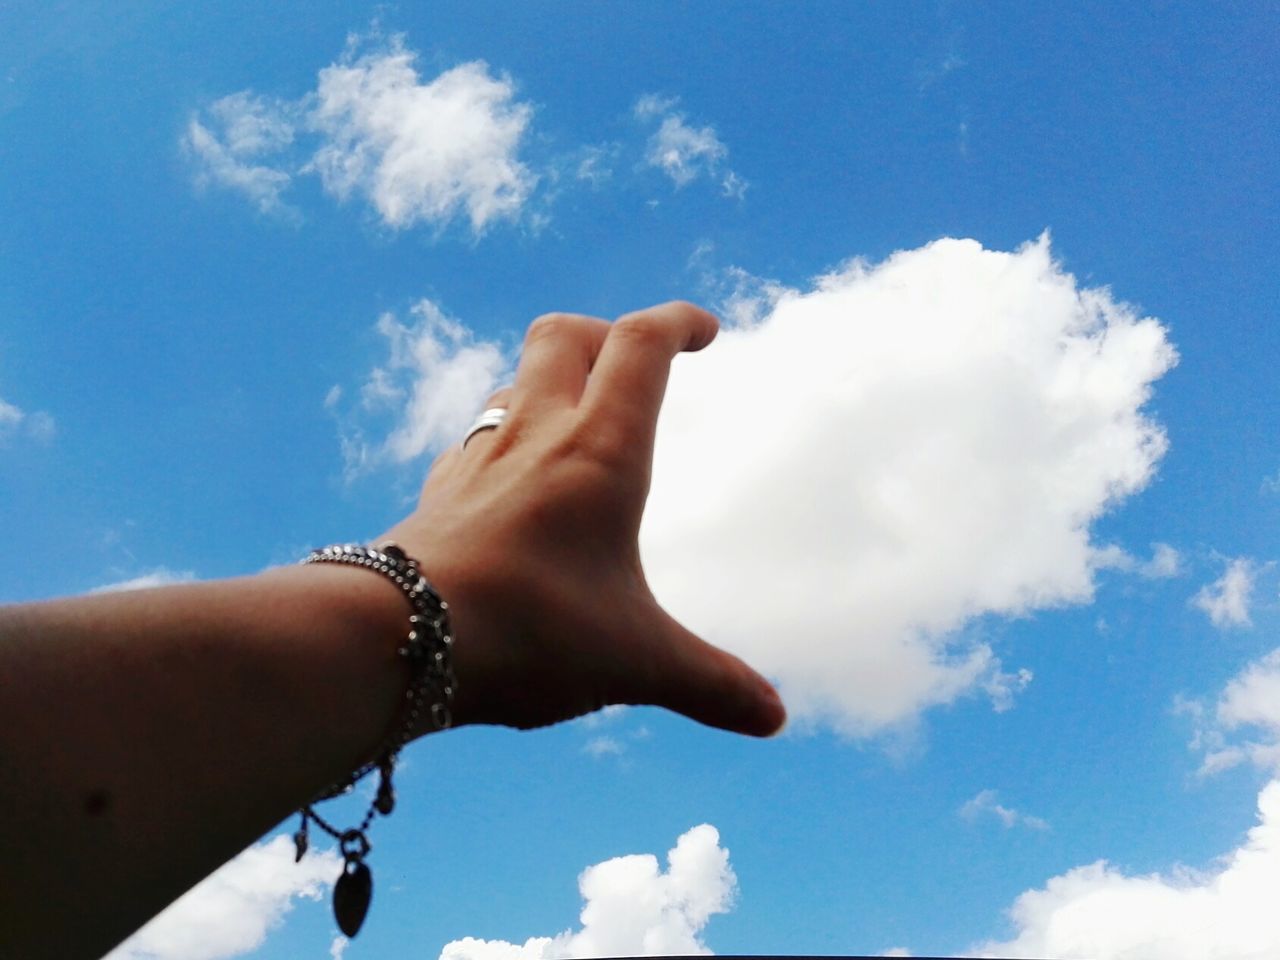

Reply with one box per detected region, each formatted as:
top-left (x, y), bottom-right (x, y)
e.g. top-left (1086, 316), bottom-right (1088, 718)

top-left (379, 301), bottom-right (786, 736)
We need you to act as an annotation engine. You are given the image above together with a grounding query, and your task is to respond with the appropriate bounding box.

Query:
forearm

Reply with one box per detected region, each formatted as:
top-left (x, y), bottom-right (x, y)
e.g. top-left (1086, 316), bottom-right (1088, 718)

top-left (0, 563), bottom-right (413, 959)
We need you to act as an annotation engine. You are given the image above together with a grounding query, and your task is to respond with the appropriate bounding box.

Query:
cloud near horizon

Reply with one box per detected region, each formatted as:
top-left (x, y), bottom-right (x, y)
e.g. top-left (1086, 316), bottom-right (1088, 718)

top-left (341, 235), bottom-right (1176, 736)
top-left (106, 835), bottom-right (341, 960)
top-left (438, 824), bottom-right (736, 960)
top-left (977, 781), bottom-right (1280, 959)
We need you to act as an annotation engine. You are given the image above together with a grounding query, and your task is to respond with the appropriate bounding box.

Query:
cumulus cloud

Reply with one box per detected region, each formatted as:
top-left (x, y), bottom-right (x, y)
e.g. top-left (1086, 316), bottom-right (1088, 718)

top-left (89, 567), bottom-right (198, 594)
top-left (438, 824), bottom-right (735, 960)
top-left (336, 298), bottom-right (509, 473)
top-left (1182, 647), bottom-right (1280, 776)
top-left (976, 779), bottom-right (1280, 959)
top-left (1193, 557), bottom-right (1258, 628)
top-left (642, 234), bottom-right (1175, 735)
top-left (106, 835), bottom-right (341, 960)
top-left (186, 35), bottom-right (536, 233)
top-left (0, 395), bottom-right (54, 444)
top-left (307, 41), bottom-right (535, 231)
top-left (343, 235), bottom-right (1175, 736)
top-left (634, 95), bottom-right (742, 193)
top-left (960, 789), bottom-right (1049, 831)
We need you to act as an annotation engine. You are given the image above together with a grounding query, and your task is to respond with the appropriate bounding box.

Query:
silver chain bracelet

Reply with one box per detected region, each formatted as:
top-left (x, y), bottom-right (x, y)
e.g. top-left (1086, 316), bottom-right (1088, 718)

top-left (294, 542), bottom-right (456, 938)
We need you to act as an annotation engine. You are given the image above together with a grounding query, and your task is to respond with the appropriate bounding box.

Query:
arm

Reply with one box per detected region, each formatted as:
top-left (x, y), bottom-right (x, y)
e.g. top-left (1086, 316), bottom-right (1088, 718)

top-left (0, 302), bottom-right (786, 960)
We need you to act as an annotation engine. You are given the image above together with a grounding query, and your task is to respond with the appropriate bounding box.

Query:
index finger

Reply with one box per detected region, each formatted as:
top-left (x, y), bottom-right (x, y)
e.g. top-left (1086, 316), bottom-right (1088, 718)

top-left (578, 301), bottom-right (719, 457)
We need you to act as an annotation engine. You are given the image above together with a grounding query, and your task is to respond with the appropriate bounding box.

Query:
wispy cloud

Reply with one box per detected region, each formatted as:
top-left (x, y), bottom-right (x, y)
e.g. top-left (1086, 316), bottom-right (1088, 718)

top-left (1181, 647), bottom-right (1280, 776)
top-left (634, 94), bottom-right (745, 196)
top-left (1192, 556), bottom-right (1258, 628)
top-left (183, 92), bottom-right (296, 216)
top-left (583, 736), bottom-right (625, 758)
top-left (1091, 542), bottom-right (1183, 579)
top-left (960, 789), bottom-right (1049, 831)
top-left (89, 567), bottom-right (197, 594)
top-left (0, 394), bottom-right (54, 444)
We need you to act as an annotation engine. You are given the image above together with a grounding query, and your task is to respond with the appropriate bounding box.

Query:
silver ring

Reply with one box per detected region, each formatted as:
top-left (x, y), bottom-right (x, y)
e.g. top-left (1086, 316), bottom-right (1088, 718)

top-left (462, 407), bottom-right (508, 449)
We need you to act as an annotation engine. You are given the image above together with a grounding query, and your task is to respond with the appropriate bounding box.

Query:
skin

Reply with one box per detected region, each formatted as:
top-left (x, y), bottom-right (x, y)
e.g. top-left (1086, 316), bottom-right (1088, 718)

top-left (0, 302), bottom-right (786, 960)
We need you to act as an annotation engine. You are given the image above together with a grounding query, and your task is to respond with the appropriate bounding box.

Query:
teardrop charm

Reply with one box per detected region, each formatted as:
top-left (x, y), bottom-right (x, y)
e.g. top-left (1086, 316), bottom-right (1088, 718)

top-left (333, 860), bottom-right (373, 937)
top-left (374, 778), bottom-right (395, 815)
top-left (293, 828), bottom-right (309, 863)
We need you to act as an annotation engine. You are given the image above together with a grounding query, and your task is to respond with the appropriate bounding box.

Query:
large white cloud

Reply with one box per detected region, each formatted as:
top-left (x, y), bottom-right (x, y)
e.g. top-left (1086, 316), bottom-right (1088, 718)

top-left (976, 780), bottom-right (1280, 959)
top-left (106, 835), bottom-right (341, 960)
top-left (186, 36), bottom-right (535, 233)
top-left (343, 235), bottom-right (1175, 736)
top-left (438, 824), bottom-right (736, 960)
top-left (642, 234), bottom-right (1175, 734)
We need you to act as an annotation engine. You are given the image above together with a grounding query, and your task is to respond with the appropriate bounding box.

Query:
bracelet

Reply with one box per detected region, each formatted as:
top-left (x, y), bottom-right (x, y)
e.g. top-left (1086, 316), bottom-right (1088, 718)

top-left (293, 541), bottom-right (456, 938)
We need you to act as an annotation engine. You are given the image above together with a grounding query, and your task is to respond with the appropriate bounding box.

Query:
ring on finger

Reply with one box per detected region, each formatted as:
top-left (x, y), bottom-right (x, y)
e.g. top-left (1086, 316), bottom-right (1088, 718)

top-left (462, 407), bottom-right (509, 450)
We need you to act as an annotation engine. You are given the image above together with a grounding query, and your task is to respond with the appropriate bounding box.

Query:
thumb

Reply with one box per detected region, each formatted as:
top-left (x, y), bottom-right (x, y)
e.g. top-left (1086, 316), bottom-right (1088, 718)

top-left (634, 605), bottom-right (787, 737)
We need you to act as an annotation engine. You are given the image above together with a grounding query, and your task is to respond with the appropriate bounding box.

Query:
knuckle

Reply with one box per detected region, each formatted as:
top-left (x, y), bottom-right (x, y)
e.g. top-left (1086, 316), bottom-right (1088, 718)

top-left (610, 314), bottom-right (670, 351)
top-left (526, 312), bottom-right (583, 345)
top-left (483, 386), bottom-right (513, 408)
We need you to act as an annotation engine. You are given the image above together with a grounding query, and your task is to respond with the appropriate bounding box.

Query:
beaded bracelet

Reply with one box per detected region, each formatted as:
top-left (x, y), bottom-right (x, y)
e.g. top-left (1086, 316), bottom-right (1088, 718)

top-left (295, 542), bottom-right (456, 937)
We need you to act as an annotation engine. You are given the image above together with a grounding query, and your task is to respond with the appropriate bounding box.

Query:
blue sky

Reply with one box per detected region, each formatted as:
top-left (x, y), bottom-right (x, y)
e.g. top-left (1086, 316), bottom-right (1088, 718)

top-left (3, 3), bottom-right (1279, 959)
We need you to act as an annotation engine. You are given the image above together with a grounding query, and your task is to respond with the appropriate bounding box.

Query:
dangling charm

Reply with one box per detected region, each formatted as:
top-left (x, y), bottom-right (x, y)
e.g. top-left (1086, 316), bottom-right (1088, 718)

top-left (333, 829), bottom-right (373, 937)
top-left (374, 759), bottom-right (396, 816)
top-left (293, 812), bottom-right (310, 863)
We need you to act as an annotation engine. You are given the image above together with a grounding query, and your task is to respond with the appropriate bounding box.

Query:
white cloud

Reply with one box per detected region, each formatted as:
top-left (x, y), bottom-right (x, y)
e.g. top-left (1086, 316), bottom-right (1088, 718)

top-left (183, 92), bottom-right (295, 215)
top-left (1183, 647), bottom-right (1280, 776)
top-left (574, 144), bottom-right (618, 186)
top-left (960, 789), bottom-right (1049, 831)
top-left (89, 567), bottom-right (198, 594)
top-left (0, 395), bottom-right (54, 444)
top-left (1193, 557), bottom-right (1258, 628)
top-left (337, 298), bottom-right (509, 472)
top-left (579, 704), bottom-right (628, 729)
top-left (641, 234), bottom-right (1175, 735)
top-left (635, 95), bottom-right (740, 190)
top-left (307, 39), bottom-right (535, 231)
top-left (976, 779), bottom-right (1280, 959)
top-left (106, 834), bottom-right (341, 960)
top-left (1092, 541), bottom-right (1183, 579)
top-left (719, 170), bottom-right (748, 200)
top-left (187, 35), bottom-right (536, 233)
top-left (583, 736), bottom-right (625, 758)
top-left (1143, 542), bottom-right (1183, 578)
top-left (342, 236), bottom-right (1174, 737)
top-left (438, 825), bottom-right (735, 960)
